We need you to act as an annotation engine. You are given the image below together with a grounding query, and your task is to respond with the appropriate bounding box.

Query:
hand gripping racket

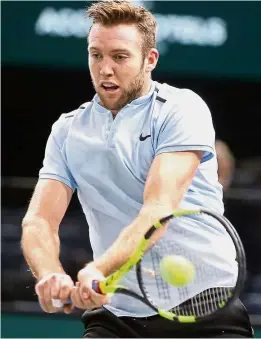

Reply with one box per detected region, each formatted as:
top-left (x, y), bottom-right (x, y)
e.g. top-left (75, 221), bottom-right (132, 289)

top-left (53, 208), bottom-right (246, 323)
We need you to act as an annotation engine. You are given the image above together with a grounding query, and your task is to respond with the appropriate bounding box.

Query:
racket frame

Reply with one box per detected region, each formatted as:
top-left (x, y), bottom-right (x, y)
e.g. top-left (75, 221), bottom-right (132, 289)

top-left (136, 208), bottom-right (247, 322)
top-left (93, 209), bottom-right (246, 323)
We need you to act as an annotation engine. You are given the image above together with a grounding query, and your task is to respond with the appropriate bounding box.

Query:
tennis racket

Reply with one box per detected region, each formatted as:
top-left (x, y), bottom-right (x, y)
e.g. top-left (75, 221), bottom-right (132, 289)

top-left (53, 208), bottom-right (246, 323)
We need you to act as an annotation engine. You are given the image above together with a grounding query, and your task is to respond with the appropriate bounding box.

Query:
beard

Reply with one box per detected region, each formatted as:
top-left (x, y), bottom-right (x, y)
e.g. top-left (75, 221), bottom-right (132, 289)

top-left (92, 66), bottom-right (146, 112)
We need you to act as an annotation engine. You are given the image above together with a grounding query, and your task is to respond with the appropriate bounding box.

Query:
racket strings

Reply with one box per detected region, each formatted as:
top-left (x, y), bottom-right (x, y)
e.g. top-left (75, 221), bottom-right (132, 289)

top-left (136, 210), bottom-right (246, 320)
top-left (150, 247), bottom-right (170, 300)
top-left (150, 239), bottom-right (193, 303)
top-left (171, 287), bottom-right (233, 317)
top-left (140, 227), bottom-right (236, 317)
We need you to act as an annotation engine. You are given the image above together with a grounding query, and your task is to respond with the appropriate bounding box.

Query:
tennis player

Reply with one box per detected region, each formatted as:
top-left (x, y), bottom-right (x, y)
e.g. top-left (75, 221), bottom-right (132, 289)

top-left (21, 1), bottom-right (253, 337)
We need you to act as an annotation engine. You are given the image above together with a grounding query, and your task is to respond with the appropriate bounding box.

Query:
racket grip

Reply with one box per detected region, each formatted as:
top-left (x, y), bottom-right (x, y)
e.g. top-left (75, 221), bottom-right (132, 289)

top-left (52, 298), bottom-right (72, 308)
top-left (51, 281), bottom-right (103, 308)
top-left (92, 280), bottom-right (103, 294)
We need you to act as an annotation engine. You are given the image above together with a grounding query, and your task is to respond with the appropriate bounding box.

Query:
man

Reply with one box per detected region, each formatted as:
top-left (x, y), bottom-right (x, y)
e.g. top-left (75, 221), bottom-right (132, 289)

top-left (21, 1), bottom-right (253, 337)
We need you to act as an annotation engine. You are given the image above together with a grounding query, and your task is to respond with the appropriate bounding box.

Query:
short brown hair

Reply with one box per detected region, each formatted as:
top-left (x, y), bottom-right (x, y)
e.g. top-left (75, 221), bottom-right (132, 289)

top-left (86, 0), bottom-right (157, 56)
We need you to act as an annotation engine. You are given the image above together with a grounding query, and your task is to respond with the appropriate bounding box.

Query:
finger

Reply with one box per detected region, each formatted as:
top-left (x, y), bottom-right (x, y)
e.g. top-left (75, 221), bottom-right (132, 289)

top-left (39, 297), bottom-right (59, 313)
top-left (46, 277), bottom-right (64, 311)
top-left (42, 280), bottom-right (52, 305)
top-left (82, 296), bottom-right (100, 310)
top-left (75, 282), bottom-right (100, 310)
top-left (50, 275), bottom-right (61, 299)
top-left (35, 274), bottom-right (73, 313)
top-left (89, 289), bottom-right (110, 306)
top-left (79, 282), bottom-right (90, 301)
top-left (59, 281), bottom-right (73, 304)
top-left (71, 286), bottom-right (87, 309)
top-left (86, 281), bottom-right (110, 305)
top-left (79, 283), bottom-right (107, 309)
top-left (36, 278), bottom-right (59, 313)
top-left (63, 303), bottom-right (74, 314)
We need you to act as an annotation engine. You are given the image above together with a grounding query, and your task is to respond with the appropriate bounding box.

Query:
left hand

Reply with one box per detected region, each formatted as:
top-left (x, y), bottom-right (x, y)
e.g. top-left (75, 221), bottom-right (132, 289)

top-left (71, 264), bottom-right (110, 310)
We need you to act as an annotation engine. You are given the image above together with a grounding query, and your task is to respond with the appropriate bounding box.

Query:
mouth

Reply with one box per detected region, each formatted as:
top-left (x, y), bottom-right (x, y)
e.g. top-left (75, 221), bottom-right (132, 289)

top-left (100, 82), bottom-right (119, 93)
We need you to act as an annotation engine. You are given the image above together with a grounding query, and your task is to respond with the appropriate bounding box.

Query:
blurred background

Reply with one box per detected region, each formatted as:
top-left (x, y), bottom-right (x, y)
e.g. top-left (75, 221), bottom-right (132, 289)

top-left (2, 1), bottom-right (261, 337)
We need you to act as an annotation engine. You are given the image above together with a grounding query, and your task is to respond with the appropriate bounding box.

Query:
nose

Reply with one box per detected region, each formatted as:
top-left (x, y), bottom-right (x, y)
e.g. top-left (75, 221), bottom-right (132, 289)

top-left (100, 58), bottom-right (114, 77)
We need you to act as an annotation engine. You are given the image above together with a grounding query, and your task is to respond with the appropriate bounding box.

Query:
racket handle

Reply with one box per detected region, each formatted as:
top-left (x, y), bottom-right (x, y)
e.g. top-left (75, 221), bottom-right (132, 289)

top-left (92, 280), bottom-right (103, 294)
top-left (51, 280), bottom-right (103, 307)
top-left (52, 298), bottom-right (72, 308)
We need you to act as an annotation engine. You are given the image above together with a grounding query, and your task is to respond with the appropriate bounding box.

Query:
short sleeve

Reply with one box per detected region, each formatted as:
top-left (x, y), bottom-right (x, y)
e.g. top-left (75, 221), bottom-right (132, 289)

top-left (39, 114), bottom-right (77, 191)
top-left (155, 89), bottom-right (215, 163)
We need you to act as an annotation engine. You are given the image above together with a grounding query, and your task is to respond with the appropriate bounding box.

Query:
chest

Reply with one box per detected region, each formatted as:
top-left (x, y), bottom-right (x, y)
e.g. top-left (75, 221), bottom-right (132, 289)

top-left (65, 108), bottom-right (156, 191)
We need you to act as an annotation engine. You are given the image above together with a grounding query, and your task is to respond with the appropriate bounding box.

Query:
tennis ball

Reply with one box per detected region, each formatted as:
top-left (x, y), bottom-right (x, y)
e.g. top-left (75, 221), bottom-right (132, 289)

top-left (159, 255), bottom-right (195, 287)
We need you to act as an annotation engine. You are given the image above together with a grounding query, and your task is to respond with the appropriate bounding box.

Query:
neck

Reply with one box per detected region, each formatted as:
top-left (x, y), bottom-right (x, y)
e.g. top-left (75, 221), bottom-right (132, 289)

top-left (140, 78), bottom-right (152, 97)
top-left (111, 79), bottom-right (152, 117)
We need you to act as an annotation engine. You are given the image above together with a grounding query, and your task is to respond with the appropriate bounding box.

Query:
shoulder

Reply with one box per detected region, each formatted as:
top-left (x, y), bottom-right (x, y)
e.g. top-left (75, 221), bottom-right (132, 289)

top-left (155, 82), bottom-right (210, 115)
top-left (51, 102), bottom-right (92, 140)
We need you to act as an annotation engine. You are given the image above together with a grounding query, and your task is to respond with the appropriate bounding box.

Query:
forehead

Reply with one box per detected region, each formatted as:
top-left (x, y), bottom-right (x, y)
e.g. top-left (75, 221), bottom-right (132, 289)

top-left (88, 23), bottom-right (142, 51)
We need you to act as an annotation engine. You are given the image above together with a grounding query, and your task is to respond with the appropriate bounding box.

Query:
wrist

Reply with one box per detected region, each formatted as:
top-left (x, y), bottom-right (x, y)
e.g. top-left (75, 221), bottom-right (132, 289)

top-left (37, 267), bottom-right (65, 281)
top-left (87, 260), bottom-right (111, 277)
top-left (78, 262), bottom-right (105, 281)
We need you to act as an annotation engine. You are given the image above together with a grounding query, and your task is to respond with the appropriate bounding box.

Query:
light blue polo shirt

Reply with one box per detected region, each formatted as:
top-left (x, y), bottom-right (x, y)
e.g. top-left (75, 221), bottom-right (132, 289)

top-left (39, 81), bottom-right (237, 317)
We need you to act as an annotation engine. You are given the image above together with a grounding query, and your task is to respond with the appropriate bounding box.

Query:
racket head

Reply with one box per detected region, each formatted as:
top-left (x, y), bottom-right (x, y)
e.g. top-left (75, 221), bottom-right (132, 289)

top-left (135, 209), bottom-right (246, 323)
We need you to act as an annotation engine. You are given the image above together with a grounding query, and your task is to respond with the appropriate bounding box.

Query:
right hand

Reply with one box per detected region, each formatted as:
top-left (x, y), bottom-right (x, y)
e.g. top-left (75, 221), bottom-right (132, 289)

top-left (35, 273), bottom-right (74, 314)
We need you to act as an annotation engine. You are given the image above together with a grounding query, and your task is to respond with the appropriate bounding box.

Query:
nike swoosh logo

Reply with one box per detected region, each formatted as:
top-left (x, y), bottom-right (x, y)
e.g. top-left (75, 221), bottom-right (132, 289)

top-left (139, 133), bottom-right (151, 141)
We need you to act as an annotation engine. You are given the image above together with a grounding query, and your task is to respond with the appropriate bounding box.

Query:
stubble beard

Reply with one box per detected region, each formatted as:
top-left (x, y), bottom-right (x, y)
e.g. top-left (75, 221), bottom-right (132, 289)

top-left (92, 66), bottom-right (146, 112)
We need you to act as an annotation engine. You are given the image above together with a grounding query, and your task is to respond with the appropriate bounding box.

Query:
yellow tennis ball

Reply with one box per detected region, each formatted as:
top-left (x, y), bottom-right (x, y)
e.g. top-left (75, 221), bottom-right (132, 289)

top-left (159, 255), bottom-right (195, 287)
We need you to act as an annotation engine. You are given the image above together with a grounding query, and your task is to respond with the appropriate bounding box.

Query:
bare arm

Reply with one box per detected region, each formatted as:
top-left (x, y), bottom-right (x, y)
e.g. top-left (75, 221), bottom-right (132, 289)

top-left (21, 179), bottom-right (73, 280)
top-left (215, 140), bottom-right (235, 191)
top-left (85, 150), bottom-right (203, 277)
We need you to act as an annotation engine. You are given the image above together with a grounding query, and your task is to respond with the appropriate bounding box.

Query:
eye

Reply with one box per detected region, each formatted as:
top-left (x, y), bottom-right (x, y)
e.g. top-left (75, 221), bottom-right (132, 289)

top-left (113, 55), bottom-right (127, 61)
top-left (91, 53), bottom-right (102, 60)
